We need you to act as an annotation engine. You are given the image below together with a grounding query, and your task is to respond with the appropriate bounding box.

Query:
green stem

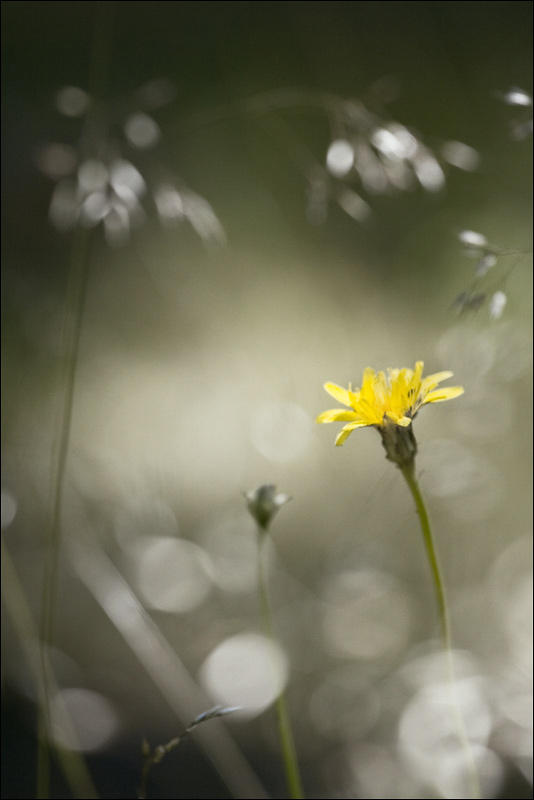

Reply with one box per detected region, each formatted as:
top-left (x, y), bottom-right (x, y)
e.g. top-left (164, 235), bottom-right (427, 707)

top-left (2, 538), bottom-right (98, 798)
top-left (400, 463), bottom-right (450, 649)
top-left (399, 462), bottom-right (481, 800)
top-left (257, 532), bottom-right (305, 800)
top-left (37, 7), bottom-right (113, 796)
top-left (38, 224), bottom-right (93, 799)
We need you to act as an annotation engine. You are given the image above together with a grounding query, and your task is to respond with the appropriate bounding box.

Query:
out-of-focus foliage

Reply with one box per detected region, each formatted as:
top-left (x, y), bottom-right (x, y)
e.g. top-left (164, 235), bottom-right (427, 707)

top-left (2, 2), bottom-right (532, 798)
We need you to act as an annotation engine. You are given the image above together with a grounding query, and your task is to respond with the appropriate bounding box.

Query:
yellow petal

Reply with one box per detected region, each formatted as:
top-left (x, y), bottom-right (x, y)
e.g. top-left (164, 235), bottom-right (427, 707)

top-left (356, 397), bottom-right (384, 425)
top-left (316, 409), bottom-right (360, 423)
top-left (413, 361), bottom-right (424, 379)
top-left (323, 382), bottom-right (354, 407)
top-left (426, 370), bottom-right (453, 382)
top-left (423, 386), bottom-right (464, 404)
top-left (334, 421), bottom-right (370, 446)
top-left (421, 370), bottom-right (454, 391)
top-left (384, 412), bottom-right (412, 427)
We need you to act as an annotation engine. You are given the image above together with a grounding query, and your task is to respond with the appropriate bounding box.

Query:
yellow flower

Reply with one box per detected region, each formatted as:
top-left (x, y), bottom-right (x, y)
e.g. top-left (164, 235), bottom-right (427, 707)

top-left (317, 361), bottom-right (463, 462)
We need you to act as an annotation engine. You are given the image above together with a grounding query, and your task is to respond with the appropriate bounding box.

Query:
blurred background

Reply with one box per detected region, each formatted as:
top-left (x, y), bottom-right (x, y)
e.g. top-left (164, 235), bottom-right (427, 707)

top-left (1, 2), bottom-right (532, 798)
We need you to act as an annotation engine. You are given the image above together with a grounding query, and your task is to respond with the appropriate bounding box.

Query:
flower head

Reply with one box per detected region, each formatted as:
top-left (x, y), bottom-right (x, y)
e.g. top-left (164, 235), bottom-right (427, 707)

top-left (317, 361), bottom-right (463, 464)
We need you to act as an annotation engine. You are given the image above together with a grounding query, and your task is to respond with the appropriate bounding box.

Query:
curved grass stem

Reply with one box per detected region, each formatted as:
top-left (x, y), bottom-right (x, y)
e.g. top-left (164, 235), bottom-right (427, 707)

top-left (2, 538), bottom-right (98, 799)
top-left (400, 462), bottom-right (481, 800)
top-left (38, 225), bottom-right (94, 799)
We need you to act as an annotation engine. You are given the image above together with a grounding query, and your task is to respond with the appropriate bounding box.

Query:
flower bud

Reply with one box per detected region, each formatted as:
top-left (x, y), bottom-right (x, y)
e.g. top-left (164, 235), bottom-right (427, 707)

top-left (244, 484), bottom-right (291, 531)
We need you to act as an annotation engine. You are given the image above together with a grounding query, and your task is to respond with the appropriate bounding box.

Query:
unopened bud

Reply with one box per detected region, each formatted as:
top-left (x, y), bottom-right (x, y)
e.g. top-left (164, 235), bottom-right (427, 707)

top-left (244, 484), bottom-right (291, 531)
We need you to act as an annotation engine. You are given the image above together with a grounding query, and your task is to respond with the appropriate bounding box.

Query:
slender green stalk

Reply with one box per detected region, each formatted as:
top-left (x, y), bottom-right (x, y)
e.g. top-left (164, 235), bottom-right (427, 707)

top-left (257, 532), bottom-right (305, 800)
top-left (400, 463), bottom-right (451, 649)
top-left (2, 538), bottom-right (98, 798)
top-left (38, 223), bottom-right (94, 799)
top-left (399, 462), bottom-right (481, 800)
top-left (37, 6), bottom-right (114, 795)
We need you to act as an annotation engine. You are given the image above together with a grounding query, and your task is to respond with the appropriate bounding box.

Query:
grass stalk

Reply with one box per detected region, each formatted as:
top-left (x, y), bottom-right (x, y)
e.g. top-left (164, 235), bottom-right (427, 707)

top-left (37, 6), bottom-right (114, 795)
top-left (37, 224), bottom-right (93, 798)
top-left (257, 532), bottom-right (304, 800)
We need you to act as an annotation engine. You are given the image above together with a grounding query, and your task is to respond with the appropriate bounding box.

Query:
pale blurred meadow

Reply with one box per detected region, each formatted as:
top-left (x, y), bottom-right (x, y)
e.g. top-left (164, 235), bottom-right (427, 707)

top-left (1, 2), bottom-right (532, 798)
